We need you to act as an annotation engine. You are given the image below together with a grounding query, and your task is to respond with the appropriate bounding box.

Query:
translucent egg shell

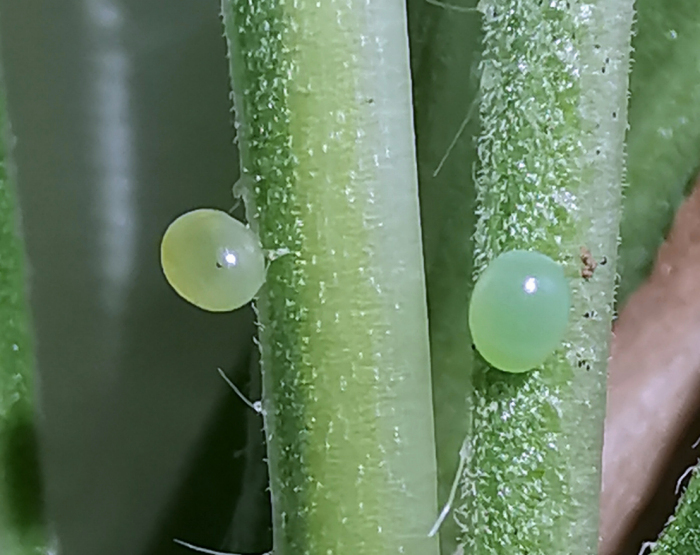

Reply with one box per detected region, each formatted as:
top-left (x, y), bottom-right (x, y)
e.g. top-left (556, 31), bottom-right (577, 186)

top-left (160, 209), bottom-right (265, 312)
top-left (469, 250), bottom-right (571, 373)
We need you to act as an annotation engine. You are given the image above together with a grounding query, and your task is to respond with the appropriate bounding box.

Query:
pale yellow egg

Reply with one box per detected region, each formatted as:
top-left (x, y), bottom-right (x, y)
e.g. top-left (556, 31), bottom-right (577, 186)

top-left (161, 209), bottom-right (265, 312)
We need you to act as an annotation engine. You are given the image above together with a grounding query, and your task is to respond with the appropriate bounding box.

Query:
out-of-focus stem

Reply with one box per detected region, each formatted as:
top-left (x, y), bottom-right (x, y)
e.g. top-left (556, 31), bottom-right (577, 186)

top-left (0, 71), bottom-right (50, 554)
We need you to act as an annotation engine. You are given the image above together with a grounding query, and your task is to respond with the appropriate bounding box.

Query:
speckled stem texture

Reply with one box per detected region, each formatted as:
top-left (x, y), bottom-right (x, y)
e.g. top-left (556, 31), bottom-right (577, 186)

top-left (649, 465), bottom-right (700, 554)
top-left (456, 2), bottom-right (634, 554)
top-left (0, 77), bottom-right (48, 552)
top-left (222, 2), bottom-right (439, 555)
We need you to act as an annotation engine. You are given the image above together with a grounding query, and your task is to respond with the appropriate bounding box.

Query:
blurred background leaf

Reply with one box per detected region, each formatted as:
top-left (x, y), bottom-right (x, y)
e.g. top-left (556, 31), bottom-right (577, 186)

top-left (0, 1), bottom-right (269, 554)
top-left (407, 0), bottom-right (480, 553)
top-left (617, 0), bottom-right (700, 308)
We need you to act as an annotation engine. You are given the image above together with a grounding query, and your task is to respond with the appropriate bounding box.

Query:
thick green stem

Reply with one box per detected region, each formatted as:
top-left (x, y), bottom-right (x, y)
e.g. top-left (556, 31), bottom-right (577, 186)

top-left (0, 79), bottom-right (49, 553)
top-left (456, 2), bottom-right (633, 554)
top-left (222, 2), bottom-right (439, 555)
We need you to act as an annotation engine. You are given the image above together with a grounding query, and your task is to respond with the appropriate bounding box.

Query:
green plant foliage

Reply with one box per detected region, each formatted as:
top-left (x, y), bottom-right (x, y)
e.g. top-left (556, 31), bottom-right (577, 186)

top-left (649, 464), bottom-right (700, 554)
top-left (160, 209), bottom-right (265, 312)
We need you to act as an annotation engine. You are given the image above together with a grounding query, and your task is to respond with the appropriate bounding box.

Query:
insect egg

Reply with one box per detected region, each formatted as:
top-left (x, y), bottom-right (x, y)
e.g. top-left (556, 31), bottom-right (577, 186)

top-left (468, 250), bottom-right (571, 373)
top-left (160, 209), bottom-right (265, 312)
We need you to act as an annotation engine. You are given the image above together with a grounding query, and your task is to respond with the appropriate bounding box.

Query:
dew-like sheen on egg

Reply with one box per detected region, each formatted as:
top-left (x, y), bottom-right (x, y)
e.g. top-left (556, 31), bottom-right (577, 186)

top-left (469, 250), bottom-right (571, 373)
top-left (160, 209), bottom-right (265, 312)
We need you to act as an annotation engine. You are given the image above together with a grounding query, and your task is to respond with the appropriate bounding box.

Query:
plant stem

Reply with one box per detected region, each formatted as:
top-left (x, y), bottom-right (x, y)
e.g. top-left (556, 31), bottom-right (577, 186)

top-left (456, 1), bottom-right (633, 554)
top-left (649, 464), bottom-right (700, 554)
top-left (222, 2), bottom-right (439, 555)
top-left (0, 78), bottom-right (50, 553)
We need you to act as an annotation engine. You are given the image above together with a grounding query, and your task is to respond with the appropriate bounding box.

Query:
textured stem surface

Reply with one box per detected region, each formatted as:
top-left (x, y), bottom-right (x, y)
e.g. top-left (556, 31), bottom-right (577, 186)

top-left (222, 2), bottom-right (439, 555)
top-left (456, 2), bottom-right (633, 554)
top-left (648, 465), bottom-right (700, 554)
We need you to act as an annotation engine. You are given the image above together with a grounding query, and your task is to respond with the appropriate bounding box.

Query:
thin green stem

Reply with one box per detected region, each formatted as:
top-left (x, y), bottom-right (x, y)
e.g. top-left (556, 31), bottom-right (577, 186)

top-left (222, 2), bottom-right (439, 555)
top-left (456, 1), bottom-right (633, 554)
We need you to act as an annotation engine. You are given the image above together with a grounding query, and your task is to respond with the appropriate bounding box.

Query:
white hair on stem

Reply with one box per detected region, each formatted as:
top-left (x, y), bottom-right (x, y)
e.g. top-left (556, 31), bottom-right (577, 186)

top-left (217, 367), bottom-right (263, 414)
top-left (428, 437), bottom-right (471, 537)
top-left (425, 0), bottom-right (478, 13)
top-left (675, 462), bottom-right (698, 495)
top-left (173, 539), bottom-right (271, 555)
top-left (432, 97), bottom-right (479, 178)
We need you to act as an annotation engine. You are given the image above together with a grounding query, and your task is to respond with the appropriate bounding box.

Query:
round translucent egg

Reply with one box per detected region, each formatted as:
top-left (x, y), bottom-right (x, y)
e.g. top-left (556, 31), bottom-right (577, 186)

top-left (469, 250), bottom-right (571, 373)
top-left (160, 209), bottom-right (265, 312)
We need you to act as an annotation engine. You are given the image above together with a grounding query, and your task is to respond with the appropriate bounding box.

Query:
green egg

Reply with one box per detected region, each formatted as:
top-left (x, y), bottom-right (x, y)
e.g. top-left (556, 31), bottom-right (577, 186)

top-left (160, 209), bottom-right (265, 312)
top-left (469, 250), bottom-right (571, 373)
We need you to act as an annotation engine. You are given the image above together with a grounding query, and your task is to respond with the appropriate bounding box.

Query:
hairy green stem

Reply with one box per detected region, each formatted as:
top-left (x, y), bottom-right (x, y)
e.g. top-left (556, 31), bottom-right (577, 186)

top-left (0, 77), bottom-right (49, 553)
top-left (222, 2), bottom-right (439, 555)
top-left (456, 2), bottom-right (633, 554)
top-left (649, 465), bottom-right (700, 554)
